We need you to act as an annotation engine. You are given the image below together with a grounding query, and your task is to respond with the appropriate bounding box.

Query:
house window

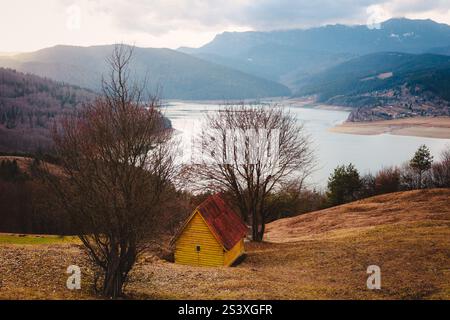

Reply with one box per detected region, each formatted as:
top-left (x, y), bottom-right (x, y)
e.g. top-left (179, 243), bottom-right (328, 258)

top-left (196, 245), bottom-right (201, 252)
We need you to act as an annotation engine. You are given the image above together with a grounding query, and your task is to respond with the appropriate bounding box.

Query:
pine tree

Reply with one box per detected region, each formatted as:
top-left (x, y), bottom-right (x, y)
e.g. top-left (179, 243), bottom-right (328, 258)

top-left (409, 145), bottom-right (433, 189)
top-left (326, 163), bottom-right (362, 206)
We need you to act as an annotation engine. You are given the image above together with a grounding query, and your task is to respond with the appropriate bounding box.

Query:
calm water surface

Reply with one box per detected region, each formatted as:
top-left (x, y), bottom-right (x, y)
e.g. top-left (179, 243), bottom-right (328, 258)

top-left (162, 101), bottom-right (450, 189)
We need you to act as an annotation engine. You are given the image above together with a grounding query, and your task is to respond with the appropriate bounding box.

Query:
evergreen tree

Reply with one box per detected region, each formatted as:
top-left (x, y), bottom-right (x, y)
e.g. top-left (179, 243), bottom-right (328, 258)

top-left (409, 145), bottom-right (433, 189)
top-left (326, 163), bottom-right (362, 206)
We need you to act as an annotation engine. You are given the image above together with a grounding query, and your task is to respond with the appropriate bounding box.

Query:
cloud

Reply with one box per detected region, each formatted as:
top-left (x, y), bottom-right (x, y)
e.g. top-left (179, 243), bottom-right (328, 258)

top-left (236, 0), bottom-right (382, 30)
top-left (83, 0), bottom-right (380, 35)
top-left (86, 0), bottom-right (248, 35)
top-left (0, 0), bottom-right (449, 51)
top-left (386, 0), bottom-right (449, 14)
top-left (87, 0), bottom-right (450, 34)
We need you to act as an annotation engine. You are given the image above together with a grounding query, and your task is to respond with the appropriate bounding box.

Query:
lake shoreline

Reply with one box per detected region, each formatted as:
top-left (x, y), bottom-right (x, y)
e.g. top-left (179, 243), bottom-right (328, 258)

top-left (165, 97), bottom-right (354, 112)
top-left (330, 117), bottom-right (450, 139)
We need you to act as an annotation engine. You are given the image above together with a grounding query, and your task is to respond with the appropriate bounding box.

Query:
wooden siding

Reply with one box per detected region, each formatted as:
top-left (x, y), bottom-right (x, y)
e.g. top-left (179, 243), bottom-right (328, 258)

top-left (224, 238), bottom-right (245, 266)
top-left (174, 211), bottom-right (225, 267)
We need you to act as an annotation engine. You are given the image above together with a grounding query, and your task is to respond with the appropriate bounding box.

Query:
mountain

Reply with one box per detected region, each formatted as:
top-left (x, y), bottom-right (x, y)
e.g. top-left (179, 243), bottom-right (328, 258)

top-left (180, 18), bottom-right (450, 89)
top-left (0, 45), bottom-right (290, 100)
top-left (295, 52), bottom-right (450, 99)
top-left (0, 68), bottom-right (97, 153)
top-left (428, 45), bottom-right (450, 56)
top-left (293, 52), bottom-right (450, 121)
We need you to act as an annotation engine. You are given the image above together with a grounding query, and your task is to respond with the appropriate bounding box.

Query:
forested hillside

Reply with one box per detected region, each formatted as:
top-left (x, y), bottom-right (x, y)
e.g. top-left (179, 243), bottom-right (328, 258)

top-left (0, 68), bottom-right (96, 153)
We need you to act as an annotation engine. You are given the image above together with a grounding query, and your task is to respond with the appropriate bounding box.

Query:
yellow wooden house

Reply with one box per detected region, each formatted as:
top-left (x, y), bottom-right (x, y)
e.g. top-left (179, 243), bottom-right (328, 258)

top-left (171, 194), bottom-right (247, 267)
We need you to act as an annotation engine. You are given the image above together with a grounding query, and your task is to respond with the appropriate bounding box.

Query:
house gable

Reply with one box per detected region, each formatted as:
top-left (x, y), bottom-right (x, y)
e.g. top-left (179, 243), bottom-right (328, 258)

top-left (174, 211), bottom-right (225, 267)
top-left (172, 194), bottom-right (247, 267)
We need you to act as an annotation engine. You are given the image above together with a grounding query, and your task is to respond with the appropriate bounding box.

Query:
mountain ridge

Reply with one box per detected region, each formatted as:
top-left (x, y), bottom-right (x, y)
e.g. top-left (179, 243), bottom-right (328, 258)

top-left (0, 45), bottom-right (291, 100)
top-left (180, 18), bottom-right (450, 89)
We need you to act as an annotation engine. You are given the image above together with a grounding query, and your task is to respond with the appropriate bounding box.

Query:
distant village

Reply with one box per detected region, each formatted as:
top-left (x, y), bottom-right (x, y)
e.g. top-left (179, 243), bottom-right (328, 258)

top-left (347, 85), bottom-right (450, 122)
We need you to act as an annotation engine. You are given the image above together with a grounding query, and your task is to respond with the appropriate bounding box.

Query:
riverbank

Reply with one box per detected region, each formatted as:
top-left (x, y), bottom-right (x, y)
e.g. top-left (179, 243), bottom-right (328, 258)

top-left (330, 117), bottom-right (450, 139)
top-left (275, 98), bottom-right (353, 111)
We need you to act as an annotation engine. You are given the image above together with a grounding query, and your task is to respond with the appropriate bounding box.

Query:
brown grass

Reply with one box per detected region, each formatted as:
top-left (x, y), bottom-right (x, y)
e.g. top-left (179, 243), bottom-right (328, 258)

top-left (265, 188), bottom-right (450, 242)
top-left (0, 243), bottom-right (93, 299)
top-left (0, 189), bottom-right (449, 300)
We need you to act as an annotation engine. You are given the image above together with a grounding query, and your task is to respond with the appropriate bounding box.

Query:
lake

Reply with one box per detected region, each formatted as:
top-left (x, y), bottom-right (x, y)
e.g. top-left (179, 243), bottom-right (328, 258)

top-left (162, 101), bottom-right (450, 189)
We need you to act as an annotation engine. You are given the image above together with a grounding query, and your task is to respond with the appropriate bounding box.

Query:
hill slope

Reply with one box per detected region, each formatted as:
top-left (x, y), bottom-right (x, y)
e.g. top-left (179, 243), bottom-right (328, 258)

top-left (266, 188), bottom-right (450, 242)
top-left (294, 52), bottom-right (450, 121)
top-left (294, 52), bottom-right (450, 99)
top-left (0, 45), bottom-right (290, 100)
top-left (0, 68), bottom-right (96, 153)
top-left (1, 189), bottom-right (449, 299)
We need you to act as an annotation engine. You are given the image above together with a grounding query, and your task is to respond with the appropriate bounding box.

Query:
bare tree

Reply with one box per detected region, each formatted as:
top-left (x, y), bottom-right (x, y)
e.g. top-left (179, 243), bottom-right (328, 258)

top-left (41, 45), bottom-right (176, 298)
top-left (431, 147), bottom-right (450, 188)
top-left (185, 104), bottom-right (314, 241)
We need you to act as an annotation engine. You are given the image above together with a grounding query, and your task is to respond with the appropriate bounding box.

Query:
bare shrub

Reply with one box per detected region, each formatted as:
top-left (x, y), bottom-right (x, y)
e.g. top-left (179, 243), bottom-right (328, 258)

top-left (431, 147), bottom-right (450, 188)
top-left (374, 166), bottom-right (401, 194)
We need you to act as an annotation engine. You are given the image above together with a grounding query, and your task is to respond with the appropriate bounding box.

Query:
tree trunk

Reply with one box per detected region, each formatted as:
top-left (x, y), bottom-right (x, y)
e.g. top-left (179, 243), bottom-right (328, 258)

top-left (251, 208), bottom-right (265, 242)
top-left (103, 264), bottom-right (124, 298)
top-left (251, 212), bottom-right (258, 241)
top-left (418, 171), bottom-right (422, 189)
top-left (257, 219), bottom-right (265, 242)
top-left (102, 248), bottom-right (125, 299)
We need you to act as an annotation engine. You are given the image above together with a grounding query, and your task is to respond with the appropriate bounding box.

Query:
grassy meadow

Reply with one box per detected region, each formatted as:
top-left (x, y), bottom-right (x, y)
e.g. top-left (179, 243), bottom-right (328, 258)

top-left (0, 189), bottom-right (449, 300)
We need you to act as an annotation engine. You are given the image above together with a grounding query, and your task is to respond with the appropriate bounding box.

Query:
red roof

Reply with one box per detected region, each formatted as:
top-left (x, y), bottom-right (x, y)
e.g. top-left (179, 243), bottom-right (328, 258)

top-left (196, 194), bottom-right (247, 250)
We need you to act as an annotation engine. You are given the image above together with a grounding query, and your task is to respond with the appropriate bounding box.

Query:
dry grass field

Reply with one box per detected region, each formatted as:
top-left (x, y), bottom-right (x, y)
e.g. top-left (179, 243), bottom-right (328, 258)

top-left (0, 189), bottom-right (449, 300)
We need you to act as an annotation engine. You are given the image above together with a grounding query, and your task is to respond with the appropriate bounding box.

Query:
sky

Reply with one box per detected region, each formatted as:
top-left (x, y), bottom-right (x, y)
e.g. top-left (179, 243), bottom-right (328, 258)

top-left (0, 0), bottom-right (449, 52)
